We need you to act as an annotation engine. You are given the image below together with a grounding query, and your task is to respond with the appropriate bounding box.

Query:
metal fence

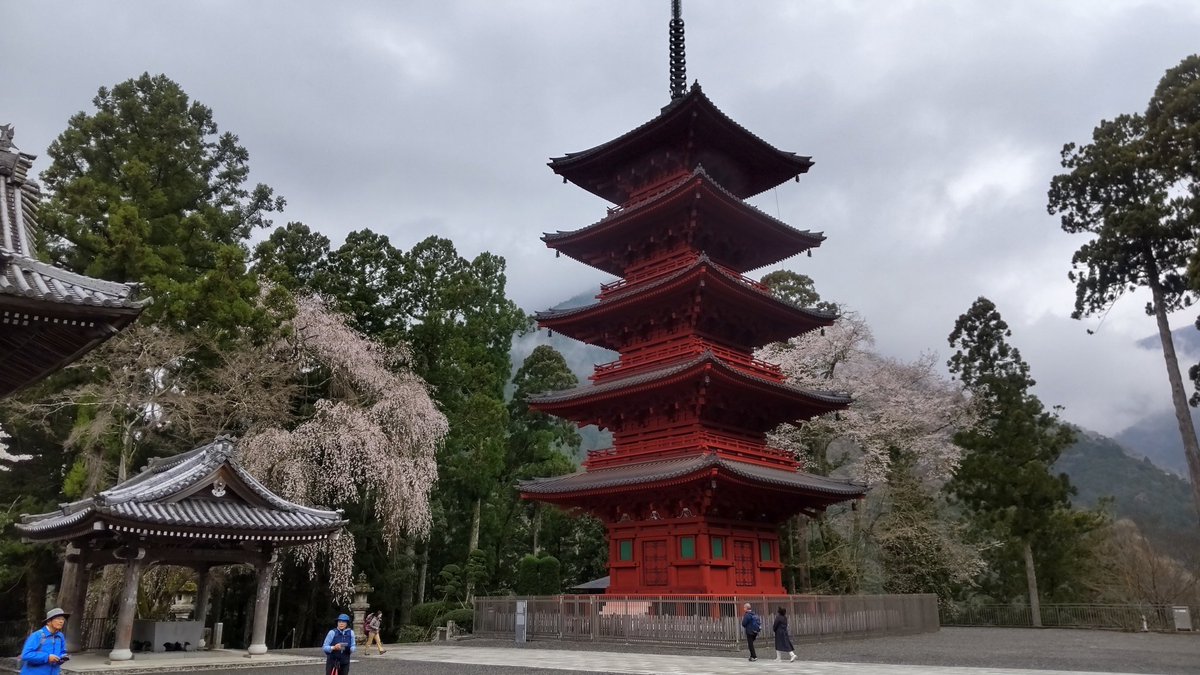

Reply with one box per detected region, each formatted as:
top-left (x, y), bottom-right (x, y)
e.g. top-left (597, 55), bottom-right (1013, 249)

top-left (475, 594), bottom-right (939, 648)
top-left (941, 604), bottom-right (1199, 632)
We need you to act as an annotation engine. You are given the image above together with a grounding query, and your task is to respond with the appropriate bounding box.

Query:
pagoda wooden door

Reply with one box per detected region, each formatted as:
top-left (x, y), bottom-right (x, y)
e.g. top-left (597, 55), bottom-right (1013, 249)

top-left (642, 540), bottom-right (668, 587)
top-left (733, 540), bottom-right (756, 587)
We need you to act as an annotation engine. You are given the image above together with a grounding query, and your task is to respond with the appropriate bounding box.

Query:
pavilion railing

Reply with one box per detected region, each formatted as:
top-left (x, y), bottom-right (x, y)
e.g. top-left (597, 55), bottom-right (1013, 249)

top-left (474, 594), bottom-right (938, 648)
top-left (78, 616), bottom-right (116, 650)
top-left (941, 603), bottom-right (1199, 632)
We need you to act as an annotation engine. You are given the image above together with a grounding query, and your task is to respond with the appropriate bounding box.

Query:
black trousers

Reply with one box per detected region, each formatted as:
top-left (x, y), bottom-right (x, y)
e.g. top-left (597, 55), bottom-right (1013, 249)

top-left (746, 632), bottom-right (758, 659)
top-left (325, 654), bottom-right (351, 675)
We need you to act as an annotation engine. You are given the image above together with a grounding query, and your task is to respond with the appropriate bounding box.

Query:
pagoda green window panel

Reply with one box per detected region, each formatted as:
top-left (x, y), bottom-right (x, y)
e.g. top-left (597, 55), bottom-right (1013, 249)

top-left (680, 536), bottom-right (696, 560)
top-left (619, 540), bottom-right (633, 561)
top-left (711, 536), bottom-right (725, 559)
top-left (759, 540), bottom-right (773, 562)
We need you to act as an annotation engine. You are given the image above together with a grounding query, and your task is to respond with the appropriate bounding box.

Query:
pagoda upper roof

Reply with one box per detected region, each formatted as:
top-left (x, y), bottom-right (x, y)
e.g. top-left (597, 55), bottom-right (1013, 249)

top-left (549, 83), bottom-right (813, 205)
top-left (542, 166), bottom-right (824, 275)
top-left (528, 350), bottom-right (849, 409)
top-left (519, 453), bottom-right (865, 500)
top-left (18, 437), bottom-right (346, 544)
top-left (535, 254), bottom-right (834, 350)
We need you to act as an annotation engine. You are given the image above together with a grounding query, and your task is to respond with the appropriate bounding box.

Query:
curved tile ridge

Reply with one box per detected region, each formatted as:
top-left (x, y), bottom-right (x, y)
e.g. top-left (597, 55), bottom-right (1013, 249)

top-left (520, 453), bottom-right (867, 497)
top-left (0, 249), bottom-right (146, 308)
top-left (543, 165), bottom-right (822, 245)
top-left (527, 350), bottom-right (850, 405)
top-left (535, 253), bottom-right (836, 321)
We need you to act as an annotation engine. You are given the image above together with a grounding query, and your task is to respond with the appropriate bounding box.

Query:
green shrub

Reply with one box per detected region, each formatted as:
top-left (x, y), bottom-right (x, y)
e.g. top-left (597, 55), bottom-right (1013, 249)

top-left (515, 554), bottom-right (540, 595)
top-left (535, 555), bottom-right (561, 595)
top-left (393, 624), bottom-right (429, 643)
top-left (410, 601), bottom-right (452, 628)
top-left (434, 608), bottom-right (474, 633)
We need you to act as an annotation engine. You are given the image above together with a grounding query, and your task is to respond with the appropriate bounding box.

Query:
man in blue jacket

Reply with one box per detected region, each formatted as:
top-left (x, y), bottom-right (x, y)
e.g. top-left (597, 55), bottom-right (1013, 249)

top-left (322, 613), bottom-right (356, 675)
top-left (20, 608), bottom-right (68, 674)
top-left (740, 602), bottom-right (761, 662)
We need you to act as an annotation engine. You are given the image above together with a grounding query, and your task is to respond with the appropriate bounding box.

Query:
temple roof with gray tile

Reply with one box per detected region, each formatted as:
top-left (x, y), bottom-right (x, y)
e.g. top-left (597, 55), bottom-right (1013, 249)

top-left (18, 437), bottom-right (346, 543)
top-left (0, 125), bottom-right (147, 397)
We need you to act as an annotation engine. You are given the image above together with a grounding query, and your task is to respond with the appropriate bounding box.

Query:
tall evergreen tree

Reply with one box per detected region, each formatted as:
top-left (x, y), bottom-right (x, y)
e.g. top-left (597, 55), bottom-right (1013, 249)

top-left (40, 72), bottom-right (285, 338)
top-left (1048, 54), bottom-right (1200, 517)
top-left (946, 297), bottom-right (1080, 625)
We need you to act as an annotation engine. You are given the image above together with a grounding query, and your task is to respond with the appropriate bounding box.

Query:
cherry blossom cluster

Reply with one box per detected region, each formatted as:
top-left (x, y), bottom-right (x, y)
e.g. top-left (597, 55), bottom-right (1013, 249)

top-left (241, 295), bottom-right (448, 598)
top-left (761, 311), bottom-right (977, 484)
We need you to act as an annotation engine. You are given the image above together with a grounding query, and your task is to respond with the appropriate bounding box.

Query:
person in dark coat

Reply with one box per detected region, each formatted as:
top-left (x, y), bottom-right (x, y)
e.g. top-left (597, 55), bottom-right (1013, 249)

top-left (322, 613), bottom-right (356, 675)
top-left (773, 607), bottom-right (797, 662)
top-left (740, 603), bottom-right (760, 661)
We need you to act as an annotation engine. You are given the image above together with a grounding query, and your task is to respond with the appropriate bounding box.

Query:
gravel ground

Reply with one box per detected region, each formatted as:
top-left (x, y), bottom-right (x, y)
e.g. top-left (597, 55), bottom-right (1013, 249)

top-left (5, 628), bottom-right (1197, 674)
top-left (449, 627), bottom-right (1200, 674)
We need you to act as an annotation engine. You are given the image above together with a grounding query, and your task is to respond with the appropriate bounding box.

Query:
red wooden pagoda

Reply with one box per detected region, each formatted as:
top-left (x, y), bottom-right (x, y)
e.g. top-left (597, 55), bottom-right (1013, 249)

top-left (520, 3), bottom-right (866, 595)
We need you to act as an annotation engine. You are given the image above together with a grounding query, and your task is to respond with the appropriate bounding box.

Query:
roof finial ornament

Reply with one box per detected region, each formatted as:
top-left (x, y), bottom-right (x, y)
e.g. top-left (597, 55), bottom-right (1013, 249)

top-left (669, 0), bottom-right (687, 100)
top-left (0, 124), bottom-right (14, 151)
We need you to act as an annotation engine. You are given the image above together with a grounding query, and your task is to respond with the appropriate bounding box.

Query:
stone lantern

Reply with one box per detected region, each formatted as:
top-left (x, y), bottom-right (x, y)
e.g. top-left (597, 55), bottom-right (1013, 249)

top-left (170, 581), bottom-right (198, 620)
top-left (350, 573), bottom-right (373, 640)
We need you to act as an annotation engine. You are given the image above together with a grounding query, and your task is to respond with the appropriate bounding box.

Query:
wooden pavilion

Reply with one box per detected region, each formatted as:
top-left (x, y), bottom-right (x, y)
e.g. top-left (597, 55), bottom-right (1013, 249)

top-left (0, 124), bottom-right (146, 397)
top-left (17, 436), bottom-right (347, 660)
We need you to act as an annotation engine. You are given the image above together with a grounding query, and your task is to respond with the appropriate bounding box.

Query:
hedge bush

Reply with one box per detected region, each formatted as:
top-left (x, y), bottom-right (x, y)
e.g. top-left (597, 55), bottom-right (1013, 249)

top-left (393, 624), bottom-right (429, 643)
top-left (410, 601), bottom-right (452, 628)
top-left (434, 608), bottom-right (474, 633)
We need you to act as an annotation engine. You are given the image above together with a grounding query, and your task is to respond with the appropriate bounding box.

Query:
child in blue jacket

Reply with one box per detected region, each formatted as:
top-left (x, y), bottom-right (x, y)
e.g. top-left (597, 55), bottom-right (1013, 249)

top-left (20, 608), bottom-right (68, 675)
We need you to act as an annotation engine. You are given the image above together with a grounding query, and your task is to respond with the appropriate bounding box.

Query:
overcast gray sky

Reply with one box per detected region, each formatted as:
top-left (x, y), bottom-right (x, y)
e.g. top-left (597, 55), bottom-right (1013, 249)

top-left (6, 0), bottom-right (1200, 436)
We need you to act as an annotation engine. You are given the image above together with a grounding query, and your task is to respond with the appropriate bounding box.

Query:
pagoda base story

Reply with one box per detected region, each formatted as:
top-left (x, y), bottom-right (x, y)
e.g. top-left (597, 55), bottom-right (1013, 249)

top-left (604, 516), bottom-right (785, 595)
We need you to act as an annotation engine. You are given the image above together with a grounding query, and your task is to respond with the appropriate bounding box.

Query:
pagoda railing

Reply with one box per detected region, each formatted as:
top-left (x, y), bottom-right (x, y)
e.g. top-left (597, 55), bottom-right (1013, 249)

top-left (475, 594), bottom-right (938, 648)
top-left (598, 253), bottom-right (770, 300)
top-left (592, 341), bottom-right (781, 382)
top-left (586, 430), bottom-right (796, 468)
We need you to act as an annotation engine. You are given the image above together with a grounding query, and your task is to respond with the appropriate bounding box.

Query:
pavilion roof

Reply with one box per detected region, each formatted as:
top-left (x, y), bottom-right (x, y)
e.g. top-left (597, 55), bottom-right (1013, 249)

top-left (18, 437), bottom-right (346, 544)
top-left (520, 453), bottom-right (865, 499)
top-left (1, 250), bottom-right (147, 310)
top-left (1, 124), bottom-right (146, 397)
top-left (548, 83), bottom-right (813, 205)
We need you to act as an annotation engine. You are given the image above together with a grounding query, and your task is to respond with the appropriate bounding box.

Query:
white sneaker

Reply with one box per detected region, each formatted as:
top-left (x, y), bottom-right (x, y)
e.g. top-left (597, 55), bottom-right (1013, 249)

top-left (789, 653), bottom-right (797, 662)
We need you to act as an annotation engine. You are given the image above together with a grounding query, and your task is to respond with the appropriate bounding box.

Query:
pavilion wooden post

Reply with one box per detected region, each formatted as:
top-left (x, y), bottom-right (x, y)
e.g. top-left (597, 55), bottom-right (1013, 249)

top-left (60, 544), bottom-right (90, 653)
top-left (109, 547), bottom-right (146, 662)
top-left (246, 553), bottom-right (276, 656)
top-left (194, 564), bottom-right (213, 649)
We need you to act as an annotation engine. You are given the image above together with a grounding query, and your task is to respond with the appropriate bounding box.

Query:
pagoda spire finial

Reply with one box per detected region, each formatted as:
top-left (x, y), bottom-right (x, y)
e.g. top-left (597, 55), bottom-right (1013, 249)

top-left (669, 0), bottom-right (686, 100)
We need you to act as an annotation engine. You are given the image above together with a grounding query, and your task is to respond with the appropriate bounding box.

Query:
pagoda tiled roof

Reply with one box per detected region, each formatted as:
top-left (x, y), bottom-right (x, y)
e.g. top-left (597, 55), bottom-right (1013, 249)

top-left (519, 453), bottom-right (865, 498)
top-left (535, 253), bottom-right (835, 324)
top-left (549, 83), bottom-right (813, 204)
top-left (527, 351), bottom-right (850, 407)
top-left (18, 437), bottom-right (346, 542)
top-left (1, 250), bottom-right (146, 311)
top-left (541, 166), bottom-right (824, 276)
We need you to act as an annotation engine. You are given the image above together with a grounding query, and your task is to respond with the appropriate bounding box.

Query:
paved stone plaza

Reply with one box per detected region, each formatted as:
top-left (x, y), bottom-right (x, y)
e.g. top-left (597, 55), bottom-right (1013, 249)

top-left (6, 627), bottom-right (1197, 675)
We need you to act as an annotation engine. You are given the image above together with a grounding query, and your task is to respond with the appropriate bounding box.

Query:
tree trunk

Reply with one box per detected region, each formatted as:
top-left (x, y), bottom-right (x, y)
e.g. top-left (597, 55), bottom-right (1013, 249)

top-left (531, 506), bottom-right (542, 556)
top-left (1023, 540), bottom-right (1042, 628)
top-left (469, 498), bottom-right (481, 554)
top-left (1148, 278), bottom-right (1200, 520)
top-left (25, 567), bottom-right (46, 632)
top-left (796, 515), bottom-right (811, 593)
top-left (400, 540), bottom-right (415, 625)
top-left (417, 545), bottom-right (429, 605)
